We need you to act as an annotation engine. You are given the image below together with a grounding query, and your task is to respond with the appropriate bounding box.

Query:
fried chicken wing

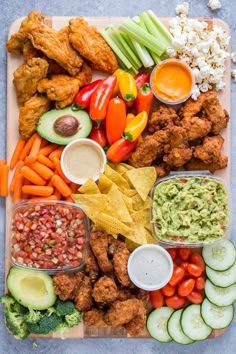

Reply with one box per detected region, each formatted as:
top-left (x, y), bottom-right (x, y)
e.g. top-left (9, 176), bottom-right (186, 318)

top-left (193, 135), bottom-right (224, 164)
top-left (84, 309), bottom-right (108, 327)
top-left (85, 246), bottom-right (100, 283)
top-left (69, 17), bottom-right (118, 74)
top-left (19, 94), bottom-right (50, 139)
top-left (74, 275), bottom-right (93, 312)
top-left (163, 147), bottom-right (193, 168)
top-left (90, 231), bottom-right (113, 273)
top-left (124, 302), bottom-right (147, 336)
top-left (92, 276), bottom-right (118, 304)
top-left (104, 299), bottom-right (141, 327)
top-left (180, 116), bottom-right (212, 141)
top-left (148, 105), bottom-right (179, 133)
top-left (185, 156), bottom-right (228, 173)
top-left (53, 272), bottom-right (77, 301)
top-left (113, 248), bottom-right (131, 287)
top-left (13, 57), bottom-right (49, 106)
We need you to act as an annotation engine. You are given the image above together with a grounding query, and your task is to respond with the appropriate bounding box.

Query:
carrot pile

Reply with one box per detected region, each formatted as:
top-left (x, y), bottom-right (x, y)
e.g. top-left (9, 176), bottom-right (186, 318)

top-left (1, 133), bottom-right (79, 203)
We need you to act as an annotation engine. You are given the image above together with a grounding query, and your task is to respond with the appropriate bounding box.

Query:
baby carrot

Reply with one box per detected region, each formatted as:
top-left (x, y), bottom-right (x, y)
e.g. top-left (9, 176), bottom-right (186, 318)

top-left (0, 160), bottom-right (6, 186)
top-left (47, 179), bottom-right (53, 187)
top-left (39, 144), bottom-right (58, 157)
top-left (65, 196), bottom-right (73, 202)
top-left (0, 165), bottom-right (9, 197)
top-left (30, 195), bottom-right (58, 201)
top-left (69, 182), bottom-right (78, 193)
top-left (37, 154), bottom-right (54, 169)
top-left (19, 133), bottom-right (37, 161)
top-left (28, 161), bottom-right (54, 180)
top-left (21, 166), bottom-right (46, 186)
top-left (25, 135), bottom-right (42, 164)
top-left (13, 173), bottom-right (24, 203)
top-left (9, 160), bottom-right (24, 193)
top-left (51, 175), bottom-right (72, 197)
top-left (53, 157), bottom-right (70, 184)
top-left (54, 188), bottom-right (62, 200)
top-left (40, 138), bottom-right (49, 148)
top-left (49, 146), bottom-right (64, 161)
top-left (10, 139), bottom-right (26, 169)
top-left (22, 185), bottom-right (54, 197)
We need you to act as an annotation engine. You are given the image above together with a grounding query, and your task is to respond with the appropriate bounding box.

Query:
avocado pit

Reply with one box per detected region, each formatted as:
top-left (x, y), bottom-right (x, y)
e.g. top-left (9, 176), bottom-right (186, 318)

top-left (53, 115), bottom-right (79, 137)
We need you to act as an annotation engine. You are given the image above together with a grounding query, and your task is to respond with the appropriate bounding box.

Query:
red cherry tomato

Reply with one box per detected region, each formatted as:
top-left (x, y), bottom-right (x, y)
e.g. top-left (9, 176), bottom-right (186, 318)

top-left (165, 295), bottom-right (186, 309)
top-left (187, 290), bottom-right (203, 304)
top-left (189, 253), bottom-right (205, 272)
top-left (167, 248), bottom-right (177, 260)
top-left (169, 266), bottom-right (185, 286)
top-left (180, 261), bottom-right (189, 272)
top-left (162, 284), bottom-right (176, 297)
top-left (195, 277), bottom-right (205, 291)
top-left (150, 290), bottom-right (164, 308)
top-left (187, 263), bottom-right (203, 277)
top-left (178, 278), bottom-right (195, 297)
top-left (178, 248), bottom-right (191, 261)
top-left (88, 126), bottom-right (107, 147)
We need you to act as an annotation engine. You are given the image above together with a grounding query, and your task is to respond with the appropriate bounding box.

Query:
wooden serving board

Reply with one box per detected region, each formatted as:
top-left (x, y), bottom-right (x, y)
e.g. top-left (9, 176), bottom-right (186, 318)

top-left (5, 16), bottom-right (231, 339)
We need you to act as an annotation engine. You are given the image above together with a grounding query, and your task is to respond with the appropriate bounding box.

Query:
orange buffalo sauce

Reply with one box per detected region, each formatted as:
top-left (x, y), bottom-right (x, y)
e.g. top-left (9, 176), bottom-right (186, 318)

top-left (151, 60), bottom-right (193, 104)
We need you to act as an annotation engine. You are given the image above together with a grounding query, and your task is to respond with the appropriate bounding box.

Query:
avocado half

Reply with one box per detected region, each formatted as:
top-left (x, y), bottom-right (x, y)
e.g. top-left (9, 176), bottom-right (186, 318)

top-left (37, 106), bottom-right (92, 145)
top-left (7, 267), bottom-right (56, 310)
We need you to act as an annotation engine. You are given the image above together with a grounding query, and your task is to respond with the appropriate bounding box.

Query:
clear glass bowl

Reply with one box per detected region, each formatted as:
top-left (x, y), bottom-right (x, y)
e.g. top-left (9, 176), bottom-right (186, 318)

top-left (150, 171), bottom-right (231, 248)
top-left (10, 200), bottom-right (90, 274)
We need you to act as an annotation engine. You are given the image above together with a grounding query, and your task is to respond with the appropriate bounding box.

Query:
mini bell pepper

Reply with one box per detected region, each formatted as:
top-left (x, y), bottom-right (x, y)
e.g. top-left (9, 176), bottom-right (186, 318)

top-left (106, 138), bottom-right (138, 163)
top-left (89, 126), bottom-right (107, 147)
top-left (89, 76), bottom-right (117, 122)
top-left (106, 97), bottom-right (127, 145)
top-left (118, 72), bottom-right (137, 102)
top-left (136, 83), bottom-right (153, 115)
top-left (126, 113), bottom-right (135, 125)
top-left (123, 111), bottom-right (148, 141)
top-left (73, 79), bottom-right (102, 110)
top-left (134, 72), bottom-right (151, 89)
top-left (113, 69), bottom-right (125, 96)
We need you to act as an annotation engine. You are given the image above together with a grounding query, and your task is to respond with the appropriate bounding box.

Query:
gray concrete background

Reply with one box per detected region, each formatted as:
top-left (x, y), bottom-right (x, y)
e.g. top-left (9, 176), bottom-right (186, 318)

top-left (0, 0), bottom-right (235, 353)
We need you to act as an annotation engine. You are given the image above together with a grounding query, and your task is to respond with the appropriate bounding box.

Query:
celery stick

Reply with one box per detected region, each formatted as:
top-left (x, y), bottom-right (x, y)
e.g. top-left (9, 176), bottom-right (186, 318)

top-left (100, 29), bottom-right (133, 70)
top-left (131, 39), bottom-right (154, 68)
top-left (120, 17), bottom-right (165, 55)
top-left (120, 31), bottom-right (139, 58)
top-left (140, 12), bottom-right (166, 46)
top-left (146, 10), bottom-right (173, 46)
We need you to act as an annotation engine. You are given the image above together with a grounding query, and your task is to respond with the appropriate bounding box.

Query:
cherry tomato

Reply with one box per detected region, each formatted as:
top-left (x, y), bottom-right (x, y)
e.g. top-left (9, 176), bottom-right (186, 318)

top-left (162, 284), bottom-right (176, 297)
top-left (165, 295), bottom-right (186, 309)
top-left (180, 261), bottom-right (189, 272)
top-left (187, 263), bottom-right (203, 277)
top-left (89, 126), bottom-right (107, 147)
top-left (169, 266), bottom-right (185, 286)
top-left (178, 248), bottom-right (191, 261)
top-left (189, 253), bottom-right (205, 272)
top-left (187, 290), bottom-right (203, 304)
top-left (167, 248), bottom-right (177, 260)
top-left (195, 277), bottom-right (205, 291)
top-left (178, 278), bottom-right (195, 297)
top-left (150, 290), bottom-right (164, 308)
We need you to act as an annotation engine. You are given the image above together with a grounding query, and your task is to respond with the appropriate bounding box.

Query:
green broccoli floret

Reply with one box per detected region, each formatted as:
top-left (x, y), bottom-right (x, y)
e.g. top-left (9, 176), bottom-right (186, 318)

top-left (65, 308), bottom-right (83, 328)
top-left (27, 313), bottom-right (63, 335)
top-left (47, 306), bottom-right (57, 316)
top-left (12, 302), bottom-right (28, 315)
top-left (0, 294), bottom-right (15, 310)
top-left (55, 299), bottom-right (75, 316)
top-left (24, 308), bottom-right (43, 324)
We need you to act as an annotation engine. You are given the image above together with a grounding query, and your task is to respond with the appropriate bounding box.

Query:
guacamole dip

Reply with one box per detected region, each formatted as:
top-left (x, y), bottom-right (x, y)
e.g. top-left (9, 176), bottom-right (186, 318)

top-left (152, 177), bottom-right (229, 243)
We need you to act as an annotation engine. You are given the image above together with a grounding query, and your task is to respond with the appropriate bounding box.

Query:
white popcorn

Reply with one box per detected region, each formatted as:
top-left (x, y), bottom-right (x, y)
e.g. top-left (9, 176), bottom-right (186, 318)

top-left (191, 85), bottom-right (201, 100)
top-left (166, 47), bottom-right (177, 58)
top-left (231, 53), bottom-right (236, 63)
top-left (216, 81), bottom-right (226, 90)
top-left (172, 37), bottom-right (186, 49)
top-left (208, 0), bottom-right (222, 11)
top-left (231, 69), bottom-right (236, 82)
top-left (175, 2), bottom-right (189, 15)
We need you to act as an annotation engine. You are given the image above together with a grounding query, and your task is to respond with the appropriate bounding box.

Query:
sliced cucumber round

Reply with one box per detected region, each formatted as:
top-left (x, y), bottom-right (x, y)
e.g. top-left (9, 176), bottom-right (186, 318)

top-left (167, 309), bottom-right (194, 345)
top-left (202, 239), bottom-right (236, 271)
top-left (201, 298), bottom-right (234, 329)
top-left (147, 307), bottom-right (174, 342)
top-left (206, 262), bottom-right (236, 288)
top-left (181, 304), bottom-right (212, 341)
top-left (205, 279), bottom-right (236, 306)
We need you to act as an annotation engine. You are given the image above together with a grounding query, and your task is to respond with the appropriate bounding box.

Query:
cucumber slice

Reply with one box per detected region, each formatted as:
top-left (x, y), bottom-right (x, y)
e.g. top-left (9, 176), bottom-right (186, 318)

top-left (167, 309), bottom-right (194, 345)
top-left (205, 279), bottom-right (236, 306)
top-left (147, 307), bottom-right (174, 342)
top-left (181, 304), bottom-right (212, 341)
top-left (201, 298), bottom-right (234, 329)
top-left (206, 262), bottom-right (236, 287)
top-left (202, 239), bottom-right (236, 271)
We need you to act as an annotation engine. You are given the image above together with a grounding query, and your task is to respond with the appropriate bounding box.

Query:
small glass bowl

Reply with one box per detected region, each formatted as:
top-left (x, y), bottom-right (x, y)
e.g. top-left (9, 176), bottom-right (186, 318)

top-left (150, 58), bottom-right (194, 105)
top-left (10, 200), bottom-right (90, 274)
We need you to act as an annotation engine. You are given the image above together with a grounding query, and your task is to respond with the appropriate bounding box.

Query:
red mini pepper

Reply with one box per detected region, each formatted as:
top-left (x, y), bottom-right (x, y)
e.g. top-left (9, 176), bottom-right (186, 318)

top-left (136, 83), bottom-right (153, 115)
top-left (106, 97), bottom-right (127, 145)
top-left (73, 79), bottom-right (102, 110)
top-left (89, 126), bottom-right (107, 147)
top-left (106, 138), bottom-right (138, 163)
top-left (134, 72), bottom-right (151, 89)
top-left (89, 76), bottom-right (117, 122)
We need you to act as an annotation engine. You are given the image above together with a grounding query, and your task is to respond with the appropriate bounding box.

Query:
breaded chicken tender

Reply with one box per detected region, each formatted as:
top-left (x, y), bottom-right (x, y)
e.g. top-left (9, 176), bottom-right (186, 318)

top-left (90, 231), bottom-right (113, 274)
top-left (69, 17), bottom-right (118, 74)
top-left (148, 105), bottom-right (179, 133)
top-left (193, 135), bottom-right (224, 164)
top-left (185, 156), bottom-right (228, 173)
top-left (53, 272), bottom-right (77, 301)
top-left (92, 276), bottom-right (118, 304)
top-left (84, 309), bottom-right (108, 327)
top-left (74, 275), bottom-right (93, 312)
top-left (180, 116), bottom-right (212, 141)
top-left (113, 248), bottom-right (131, 287)
top-left (104, 299), bottom-right (141, 327)
top-left (85, 246), bottom-right (100, 283)
top-left (124, 302), bottom-right (147, 336)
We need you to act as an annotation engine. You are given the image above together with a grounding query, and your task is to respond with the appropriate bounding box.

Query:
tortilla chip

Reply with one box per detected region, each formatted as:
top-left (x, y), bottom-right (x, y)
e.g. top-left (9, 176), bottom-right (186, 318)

top-left (104, 165), bottom-right (130, 190)
top-left (131, 209), bottom-right (150, 225)
top-left (145, 229), bottom-right (157, 244)
top-left (72, 194), bottom-right (108, 221)
top-left (79, 178), bottom-right (100, 194)
top-left (93, 213), bottom-right (131, 236)
top-left (122, 194), bottom-right (134, 213)
top-left (112, 163), bottom-right (134, 175)
top-left (97, 173), bottom-right (114, 194)
top-left (107, 185), bottom-right (133, 223)
top-left (126, 167), bottom-right (156, 201)
top-left (131, 194), bottom-right (151, 211)
top-left (123, 189), bottom-right (137, 197)
top-left (125, 238), bottom-right (140, 252)
top-left (126, 224), bottom-right (147, 245)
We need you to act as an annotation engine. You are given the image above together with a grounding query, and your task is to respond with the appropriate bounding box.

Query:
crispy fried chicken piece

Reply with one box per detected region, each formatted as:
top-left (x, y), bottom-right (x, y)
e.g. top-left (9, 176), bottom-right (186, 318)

top-left (90, 230), bottom-right (113, 273)
top-left (193, 135), bottom-right (224, 164)
top-left (135, 289), bottom-right (150, 307)
top-left (113, 248), bottom-right (131, 287)
top-left (167, 126), bottom-right (189, 150)
top-left (53, 272), bottom-right (77, 301)
top-left (74, 275), bottom-right (93, 312)
top-left (76, 62), bottom-right (93, 87)
top-left (19, 94), bottom-right (50, 139)
top-left (154, 164), bottom-right (170, 178)
top-left (84, 309), bottom-right (108, 327)
top-left (124, 302), bottom-right (147, 336)
top-left (69, 17), bottom-right (118, 74)
top-left (85, 247), bottom-right (100, 283)
top-left (163, 147), bottom-right (193, 168)
top-left (37, 74), bottom-right (80, 108)
top-left (180, 116), bottom-right (212, 141)
top-left (128, 130), bottom-right (170, 168)
top-left (22, 39), bottom-right (40, 61)
top-left (117, 288), bottom-right (133, 301)
top-left (92, 276), bottom-right (118, 304)
top-left (179, 93), bottom-right (206, 119)
top-left (108, 236), bottom-right (126, 256)
top-left (13, 57), bottom-right (49, 106)
top-left (147, 105), bottom-right (179, 133)
top-left (185, 156), bottom-right (228, 173)
top-left (104, 299), bottom-right (141, 327)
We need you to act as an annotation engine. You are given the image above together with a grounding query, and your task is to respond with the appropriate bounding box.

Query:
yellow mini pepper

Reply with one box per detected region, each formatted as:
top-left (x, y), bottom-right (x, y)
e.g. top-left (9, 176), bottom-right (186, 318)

top-left (123, 111), bottom-right (148, 141)
top-left (113, 68), bottom-right (125, 96)
top-left (118, 72), bottom-right (137, 102)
